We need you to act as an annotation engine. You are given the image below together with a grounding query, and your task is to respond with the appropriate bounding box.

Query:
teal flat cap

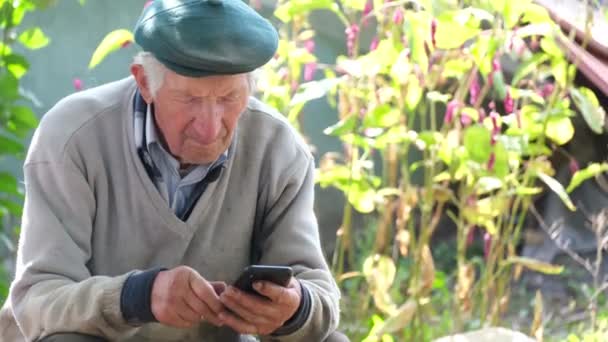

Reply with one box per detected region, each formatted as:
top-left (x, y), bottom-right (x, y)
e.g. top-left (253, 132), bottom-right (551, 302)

top-left (134, 0), bottom-right (278, 77)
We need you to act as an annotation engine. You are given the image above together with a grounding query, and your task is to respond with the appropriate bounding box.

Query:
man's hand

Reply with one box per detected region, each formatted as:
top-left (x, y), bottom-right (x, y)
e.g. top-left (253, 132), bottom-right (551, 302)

top-left (218, 277), bottom-right (302, 336)
top-left (151, 266), bottom-right (227, 328)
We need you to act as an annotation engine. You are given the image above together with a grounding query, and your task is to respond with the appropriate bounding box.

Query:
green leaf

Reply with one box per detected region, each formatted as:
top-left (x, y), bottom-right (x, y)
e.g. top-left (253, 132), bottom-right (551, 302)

top-left (537, 172), bottom-right (576, 211)
top-left (4, 53), bottom-right (30, 79)
top-left (511, 53), bottom-right (549, 86)
top-left (567, 163), bottom-right (608, 193)
top-left (88, 29), bottom-right (133, 69)
top-left (540, 37), bottom-right (563, 58)
top-left (521, 3), bottom-right (552, 24)
top-left (0, 135), bottom-right (24, 155)
top-left (10, 105), bottom-right (38, 129)
top-left (492, 72), bottom-right (507, 100)
top-left (324, 116), bottom-right (357, 137)
top-left (463, 126), bottom-right (492, 163)
top-left (406, 75), bottom-right (423, 112)
top-left (0, 198), bottom-right (22, 216)
top-left (545, 117), bottom-right (574, 145)
top-left (18, 27), bottom-right (50, 49)
top-left (471, 35), bottom-right (500, 76)
top-left (493, 141), bottom-right (509, 179)
top-left (0, 72), bottom-right (19, 101)
top-left (348, 182), bottom-right (376, 213)
top-left (291, 78), bottom-right (342, 106)
top-left (274, 0), bottom-right (336, 23)
top-left (0, 173), bottom-right (19, 196)
top-left (363, 105), bottom-right (400, 128)
top-left (504, 256), bottom-right (564, 275)
top-left (404, 12), bottom-right (430, 72)
top-left (342, 0), bottom-right (366, 10)
top-left (475, 176), bottom-right (503, 195)
top-left (570, 87), bottom-right (605, 134)
top-left (435, 12), bottom-right (481, 49)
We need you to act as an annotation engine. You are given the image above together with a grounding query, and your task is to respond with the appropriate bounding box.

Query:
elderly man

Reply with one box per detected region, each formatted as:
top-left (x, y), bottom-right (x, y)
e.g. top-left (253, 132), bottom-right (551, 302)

top-left (0, 0), bottom-right (342, 341)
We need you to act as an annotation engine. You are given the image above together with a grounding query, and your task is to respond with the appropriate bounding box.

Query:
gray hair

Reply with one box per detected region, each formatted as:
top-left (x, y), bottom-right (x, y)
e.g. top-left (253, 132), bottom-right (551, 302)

top-left (132, 52), bottom-right (257, 98)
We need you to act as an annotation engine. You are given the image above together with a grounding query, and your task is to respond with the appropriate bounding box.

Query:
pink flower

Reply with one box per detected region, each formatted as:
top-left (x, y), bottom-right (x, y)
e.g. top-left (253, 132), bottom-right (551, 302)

top-left (540, 83), bottom-right (555, 99)
top-left (250, 0), bottom-right (262, 9)
top-left (478, 108), bottom-right (487, 122)
top-left (144, 0), bottom-right (153, 9)
top-left (487, 152), bottom-right (496, 171)
top-left (490, 111), bottom-right (500, 145)
top-left (492, 56), bottom-right (501, 72)
top-left (362, 1), bottom-right (373, 26)
top-left (461, 113), bottom-right (472, 126)
top-left (469, 73), bottom-right (480, 105)
top-left (444, 100), bottom-right (460, 124)
top-left (345, 24), bottom-right (360, 57)
top-left (305, 39), bottom-right (315, 53)
top-left (484, 232), bottom-right (492, 259)
top-left (504, 88), bottom-right (514, 113)
top-left (569, 158), bottom-right (580, 175)
top-left (431, 18), bottom-right (438, 48)
top-left (304, 62), bottom-right (317, 81)
top-left (392, 8), bottom-right (404, 25)
top-left (369, 36), bottom-right (379, 51)
top-left (73, 78), bottom-right (83, 91)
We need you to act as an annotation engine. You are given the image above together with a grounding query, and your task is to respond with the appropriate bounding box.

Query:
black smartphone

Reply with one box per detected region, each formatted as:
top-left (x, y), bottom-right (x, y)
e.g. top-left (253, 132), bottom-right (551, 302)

top-left (233, 265), bottom-right (293, 295)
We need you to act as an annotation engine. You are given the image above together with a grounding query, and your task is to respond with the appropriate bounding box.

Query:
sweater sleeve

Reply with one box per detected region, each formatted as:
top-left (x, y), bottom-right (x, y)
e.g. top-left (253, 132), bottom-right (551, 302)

top-left (255, 155), bottom-right (341, 342)
top-left (9, 157), bottom-right (140, 341)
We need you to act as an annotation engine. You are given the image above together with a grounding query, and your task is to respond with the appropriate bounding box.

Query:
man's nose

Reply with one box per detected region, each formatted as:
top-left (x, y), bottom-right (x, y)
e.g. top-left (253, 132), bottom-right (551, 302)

top-left (191, 103), bottom-right (222, 144)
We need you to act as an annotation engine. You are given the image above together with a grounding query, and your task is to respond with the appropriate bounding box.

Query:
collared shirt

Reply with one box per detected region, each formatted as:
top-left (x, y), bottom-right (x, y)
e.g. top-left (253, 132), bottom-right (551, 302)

top-left (133, 92), bottom-right (227, 219)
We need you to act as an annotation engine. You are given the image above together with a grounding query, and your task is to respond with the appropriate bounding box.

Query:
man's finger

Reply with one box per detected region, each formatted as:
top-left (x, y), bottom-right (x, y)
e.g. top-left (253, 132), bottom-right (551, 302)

top-left (253, 279), bottom-right (298, 305)
top-left (188, 272), bottom-right (224, 314)
top-left (223, 287), bottom-right (281, 319)
top-left (220, 290), bottom-right (277, 325)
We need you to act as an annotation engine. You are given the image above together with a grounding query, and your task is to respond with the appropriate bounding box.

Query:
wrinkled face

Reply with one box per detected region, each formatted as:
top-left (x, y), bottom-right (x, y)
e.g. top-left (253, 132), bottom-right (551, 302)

top-left (132, 65), bottom-right (249, 165)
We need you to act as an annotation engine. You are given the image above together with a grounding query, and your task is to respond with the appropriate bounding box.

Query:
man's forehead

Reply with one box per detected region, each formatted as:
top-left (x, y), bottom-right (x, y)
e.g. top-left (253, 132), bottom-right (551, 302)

top-left (165, 73), bottom-right (249, 95)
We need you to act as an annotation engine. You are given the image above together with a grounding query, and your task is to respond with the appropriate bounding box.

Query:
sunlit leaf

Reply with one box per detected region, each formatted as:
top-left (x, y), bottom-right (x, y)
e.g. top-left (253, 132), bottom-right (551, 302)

top-left (537, 172), bottom-right (576, 211)
top-left (88, 29), bottom-right (133, 69)
top-left (18, 27), bottom-right (50, 49)
top-left (324, 115), bottom-right (357, 137)
top-left (274, 0), bottom-right (336, 23)
top-left (567, 163), bottom-right (608, 193)
top-left (545, 117), bottom-right (574, 145)
top-left (4, 53), bottom-right (30, 79)
top-left (475, 177), bottom-right (503, 195)
top-left (342, 0), bottom-right (366, 10)
top-left (540, 37), bottom-right (563, 58)
top-left (504, 256), bottom-right (564, 275)
top-left (463, 126), bottom-right (492, 163)
top-left (406, 75), bottom-right (422, 112)
top-left (374, 299), bottom-right (417, 336)
top-left (291, 77), bottom-right (342, 106)
top-left (570, 87), bottom-right (605, 134)
top-left (511, 53), bottom-right (549, 86)
top-left (435, 12), bottom-right (481, 49)
top-left (521, 3), bottom-right (552, 24)
top-left (363, 105), bottom-right (400, 128)
top-left (363, 254), bottom-right (396, 292)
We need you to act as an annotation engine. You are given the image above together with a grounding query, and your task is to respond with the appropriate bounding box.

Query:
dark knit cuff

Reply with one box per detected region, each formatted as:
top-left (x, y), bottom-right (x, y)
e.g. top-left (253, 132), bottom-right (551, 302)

top-left (120, 267), bottom-right (166, 324)
top-left (271, 281), bottom-right (312, 336)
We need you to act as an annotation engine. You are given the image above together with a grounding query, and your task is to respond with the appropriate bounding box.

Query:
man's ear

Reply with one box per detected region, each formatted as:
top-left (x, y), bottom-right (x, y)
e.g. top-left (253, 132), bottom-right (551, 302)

top-left (130, 64), bottom-right (154, 103)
